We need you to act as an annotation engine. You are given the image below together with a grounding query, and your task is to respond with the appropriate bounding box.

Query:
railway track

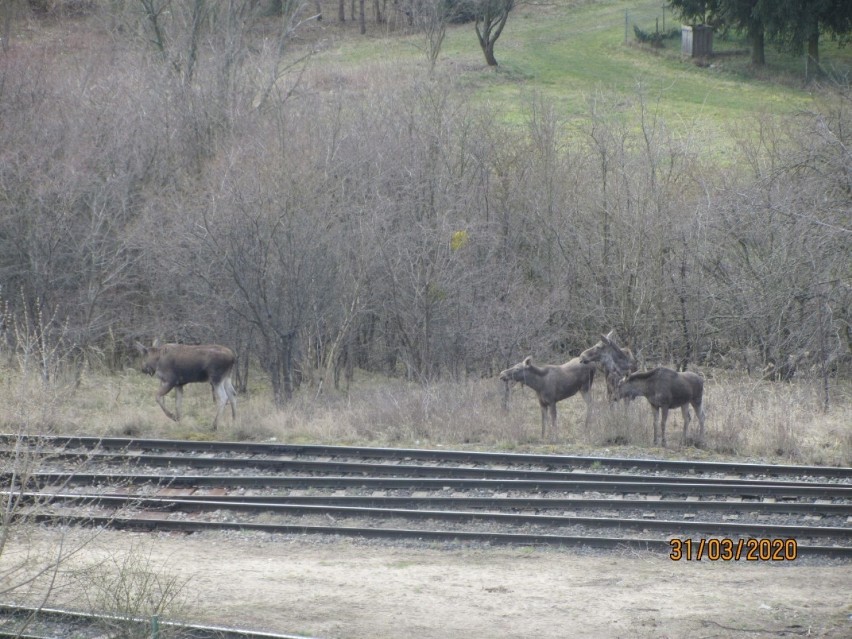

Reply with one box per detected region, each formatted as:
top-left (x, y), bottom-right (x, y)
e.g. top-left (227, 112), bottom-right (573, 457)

top-left (3, 434), bottom-right (851, 558)
top-left (0, 603), bottom-right (317, 639)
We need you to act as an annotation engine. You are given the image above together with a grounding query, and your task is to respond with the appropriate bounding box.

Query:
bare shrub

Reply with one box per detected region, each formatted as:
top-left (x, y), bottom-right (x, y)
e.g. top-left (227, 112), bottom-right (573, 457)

top-left (705, 372), bottom-right (851, 464)
top-left (0, 379), bottom-right (175, 629)
top-left (232, 376), bottom-right (563, 447)
top-left (305, 378), bottom-right (529, 445)
top-left (586, 402), bottom-right (650, 448)
top-left (66, 542), bottom-right (192, 638)
top-left (0, 365), bottom-right (76, 434)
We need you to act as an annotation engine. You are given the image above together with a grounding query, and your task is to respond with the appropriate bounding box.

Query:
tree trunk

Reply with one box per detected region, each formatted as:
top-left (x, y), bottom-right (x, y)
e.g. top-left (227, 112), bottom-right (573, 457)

top-left (359, 0), bottom-right (366, 34)
top-left (484, 41), bottom-right (498, 66)
top-left (750, 24), bottom-right (765, 66)
top-left (338, 0), bottom-right (345, 21)
top-left (475, 2), bottom-right (513, 67)
top-left (806, 32), bottom-right (820, 80)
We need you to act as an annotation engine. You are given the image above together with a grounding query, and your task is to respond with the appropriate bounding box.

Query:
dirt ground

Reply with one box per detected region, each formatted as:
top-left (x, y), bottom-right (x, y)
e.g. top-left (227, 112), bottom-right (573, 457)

top-left (6, 529), bottom-right (851, 639)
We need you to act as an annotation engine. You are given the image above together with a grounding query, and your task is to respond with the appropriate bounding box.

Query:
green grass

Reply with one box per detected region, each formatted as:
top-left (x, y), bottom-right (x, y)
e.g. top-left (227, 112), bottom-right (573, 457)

top-left (298, 0), bottom-right (850, 142)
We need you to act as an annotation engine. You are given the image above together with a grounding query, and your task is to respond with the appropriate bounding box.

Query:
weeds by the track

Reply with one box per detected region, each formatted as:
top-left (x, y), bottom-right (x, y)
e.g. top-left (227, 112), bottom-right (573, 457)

top-left (1, 364), bottom-right (849, 466)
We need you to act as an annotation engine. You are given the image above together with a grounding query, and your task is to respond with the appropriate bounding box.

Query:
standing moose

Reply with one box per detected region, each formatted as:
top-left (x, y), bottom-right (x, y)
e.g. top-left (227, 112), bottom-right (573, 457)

top-left (615, 367), bottom-right (705, 447)
top-left (134, 340), bottom-right (237, 430)
top-left (499, 356), bottom-right (595, 438)
top-left (579, 330), bottom-right (638, 401)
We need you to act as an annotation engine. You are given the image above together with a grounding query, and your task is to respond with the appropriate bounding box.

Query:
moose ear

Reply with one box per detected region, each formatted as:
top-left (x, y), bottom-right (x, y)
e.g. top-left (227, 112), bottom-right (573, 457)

top-left (523, 356), bottom-right (532, 366)
top-left (134, 341), bottom-right (147, 355)
top-left (601, 333), bottom-right (612, 345)
top-left (152, 338), bottom-right (161, 348)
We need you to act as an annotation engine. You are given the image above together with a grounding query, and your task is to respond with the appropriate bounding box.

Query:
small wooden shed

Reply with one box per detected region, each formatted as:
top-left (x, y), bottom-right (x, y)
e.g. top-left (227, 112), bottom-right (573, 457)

top-left (681, 25), bottom-right (713, 57)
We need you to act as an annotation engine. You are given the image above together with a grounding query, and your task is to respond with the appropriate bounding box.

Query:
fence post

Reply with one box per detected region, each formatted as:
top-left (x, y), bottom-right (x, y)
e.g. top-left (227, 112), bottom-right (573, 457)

top-left (151, 615), bottom-right (160, 639)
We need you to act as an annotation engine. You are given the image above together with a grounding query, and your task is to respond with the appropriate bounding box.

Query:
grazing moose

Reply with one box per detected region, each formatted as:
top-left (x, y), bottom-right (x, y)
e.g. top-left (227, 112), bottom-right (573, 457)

top-left (579, 330), bottom-right (638, 401)
top-left (499, 356), bottom-right (595, 438)
top-left (134, 340), bottom-right (237, 430)
top-left (614, 367), bottom-right (705, 447)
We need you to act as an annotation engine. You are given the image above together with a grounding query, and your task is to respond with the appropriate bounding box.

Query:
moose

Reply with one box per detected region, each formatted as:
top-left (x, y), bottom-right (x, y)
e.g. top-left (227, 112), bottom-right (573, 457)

top-left (499, 356), bottom-right (595, 438)
top-left (614, 367), bottom-right (705, 447)
top-left (579, 330), bottom-right (638, 401)
top-left (134, 340), bottom-right (237, 430)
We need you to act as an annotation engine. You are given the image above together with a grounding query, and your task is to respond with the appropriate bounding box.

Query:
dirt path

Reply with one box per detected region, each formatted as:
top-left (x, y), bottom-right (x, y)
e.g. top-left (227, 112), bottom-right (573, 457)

top-left (7, 529), bottom-right (851, 638)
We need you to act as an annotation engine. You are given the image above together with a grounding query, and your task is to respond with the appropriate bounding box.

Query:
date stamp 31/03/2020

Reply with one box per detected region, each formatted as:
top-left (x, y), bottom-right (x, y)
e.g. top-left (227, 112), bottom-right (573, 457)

top-left (669, 538), bottom-right (798, 561)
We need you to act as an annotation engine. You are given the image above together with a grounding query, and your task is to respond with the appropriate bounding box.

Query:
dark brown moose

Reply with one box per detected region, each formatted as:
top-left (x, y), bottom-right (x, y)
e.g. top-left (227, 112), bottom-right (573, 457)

top-left (579, 330), bottom-right (638, 401)
top-left (134, 340), bottom-right (237, 430)
top-left (499, 356), bottom-right (595, 438)
top-left (614, 367), bottom-right (705, 447)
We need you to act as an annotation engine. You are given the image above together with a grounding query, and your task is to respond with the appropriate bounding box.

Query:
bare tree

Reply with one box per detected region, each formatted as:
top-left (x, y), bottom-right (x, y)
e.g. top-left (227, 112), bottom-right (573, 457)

top-left (1, 2), bottom-right (850, 415)
top-left (473, 0), bottom-right (514, 66)
top-left (196, 189), bottom-right (337, 404)
top-left (414, 0), bottom-right (452, 72)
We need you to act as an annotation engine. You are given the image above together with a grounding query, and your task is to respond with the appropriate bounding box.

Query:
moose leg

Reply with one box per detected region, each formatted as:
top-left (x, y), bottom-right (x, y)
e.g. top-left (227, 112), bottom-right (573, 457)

top-left (680, 405), bottom-right (691, 446)
top-left (548, 404), bottom-right (557, 439)
top-left (174, 386), bottom-right (184, 421)
top-left (694, 400), bottom-right (706, 444)
top-left (605, 373), bottom-right (618, 402)
top-left (659, 406), bottom-right (670, 447)
top-left (225, 378), bottom-right (237, 420)
top-left (651, 407), bottom-right (660, 445)
top-left (211, 380), bottom-right (231, 430)
top-left (156, 382), bottom-right (179, 422)
top-left (580, 388), bottom-right (593, 427)
top-left (539, 402), bottom-right (548, 438)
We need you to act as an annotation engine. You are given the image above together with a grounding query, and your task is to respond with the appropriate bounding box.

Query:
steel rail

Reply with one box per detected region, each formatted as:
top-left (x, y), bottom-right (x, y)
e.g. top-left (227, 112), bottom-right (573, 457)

top-left (0, 603), bottom-right (317, 639)
top-left (4, 434), bottom-right (850, 479)
top-left (7, 471), bottom-right (852, 498)
top-left (24, 513), bottom-right (852, 558)
top-left (104, 492), bottom-right (852, 515)
top-left (7, 449), bottom-right (848, 489)
top-left (6, 436), bottom-right (848, 559)
top-left (18, 492), bottom-right (852, 540)
top-left (9, 490), bottom-right (851, 515)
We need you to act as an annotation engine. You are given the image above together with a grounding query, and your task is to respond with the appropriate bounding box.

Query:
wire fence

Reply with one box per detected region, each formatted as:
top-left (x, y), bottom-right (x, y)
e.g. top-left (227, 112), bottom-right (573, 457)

top-left (624, 6), bottom-right (677, 45)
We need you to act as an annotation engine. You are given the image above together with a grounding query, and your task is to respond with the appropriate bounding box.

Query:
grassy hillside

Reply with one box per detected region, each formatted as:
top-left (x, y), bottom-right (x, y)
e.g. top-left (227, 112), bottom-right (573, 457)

top-left (11, 1), bottom-right (850, 139)
top-left (295, 0), bottom-right (850, 138)
top-left (1, 1), bottom-right (849, 461)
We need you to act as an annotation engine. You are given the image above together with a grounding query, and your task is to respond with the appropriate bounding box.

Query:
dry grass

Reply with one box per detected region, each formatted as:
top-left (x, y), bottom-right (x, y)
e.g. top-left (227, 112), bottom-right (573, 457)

top-left (1, 362), bottom-right (849, 465)
top-left (701, 371), bottom-right (852, 465)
